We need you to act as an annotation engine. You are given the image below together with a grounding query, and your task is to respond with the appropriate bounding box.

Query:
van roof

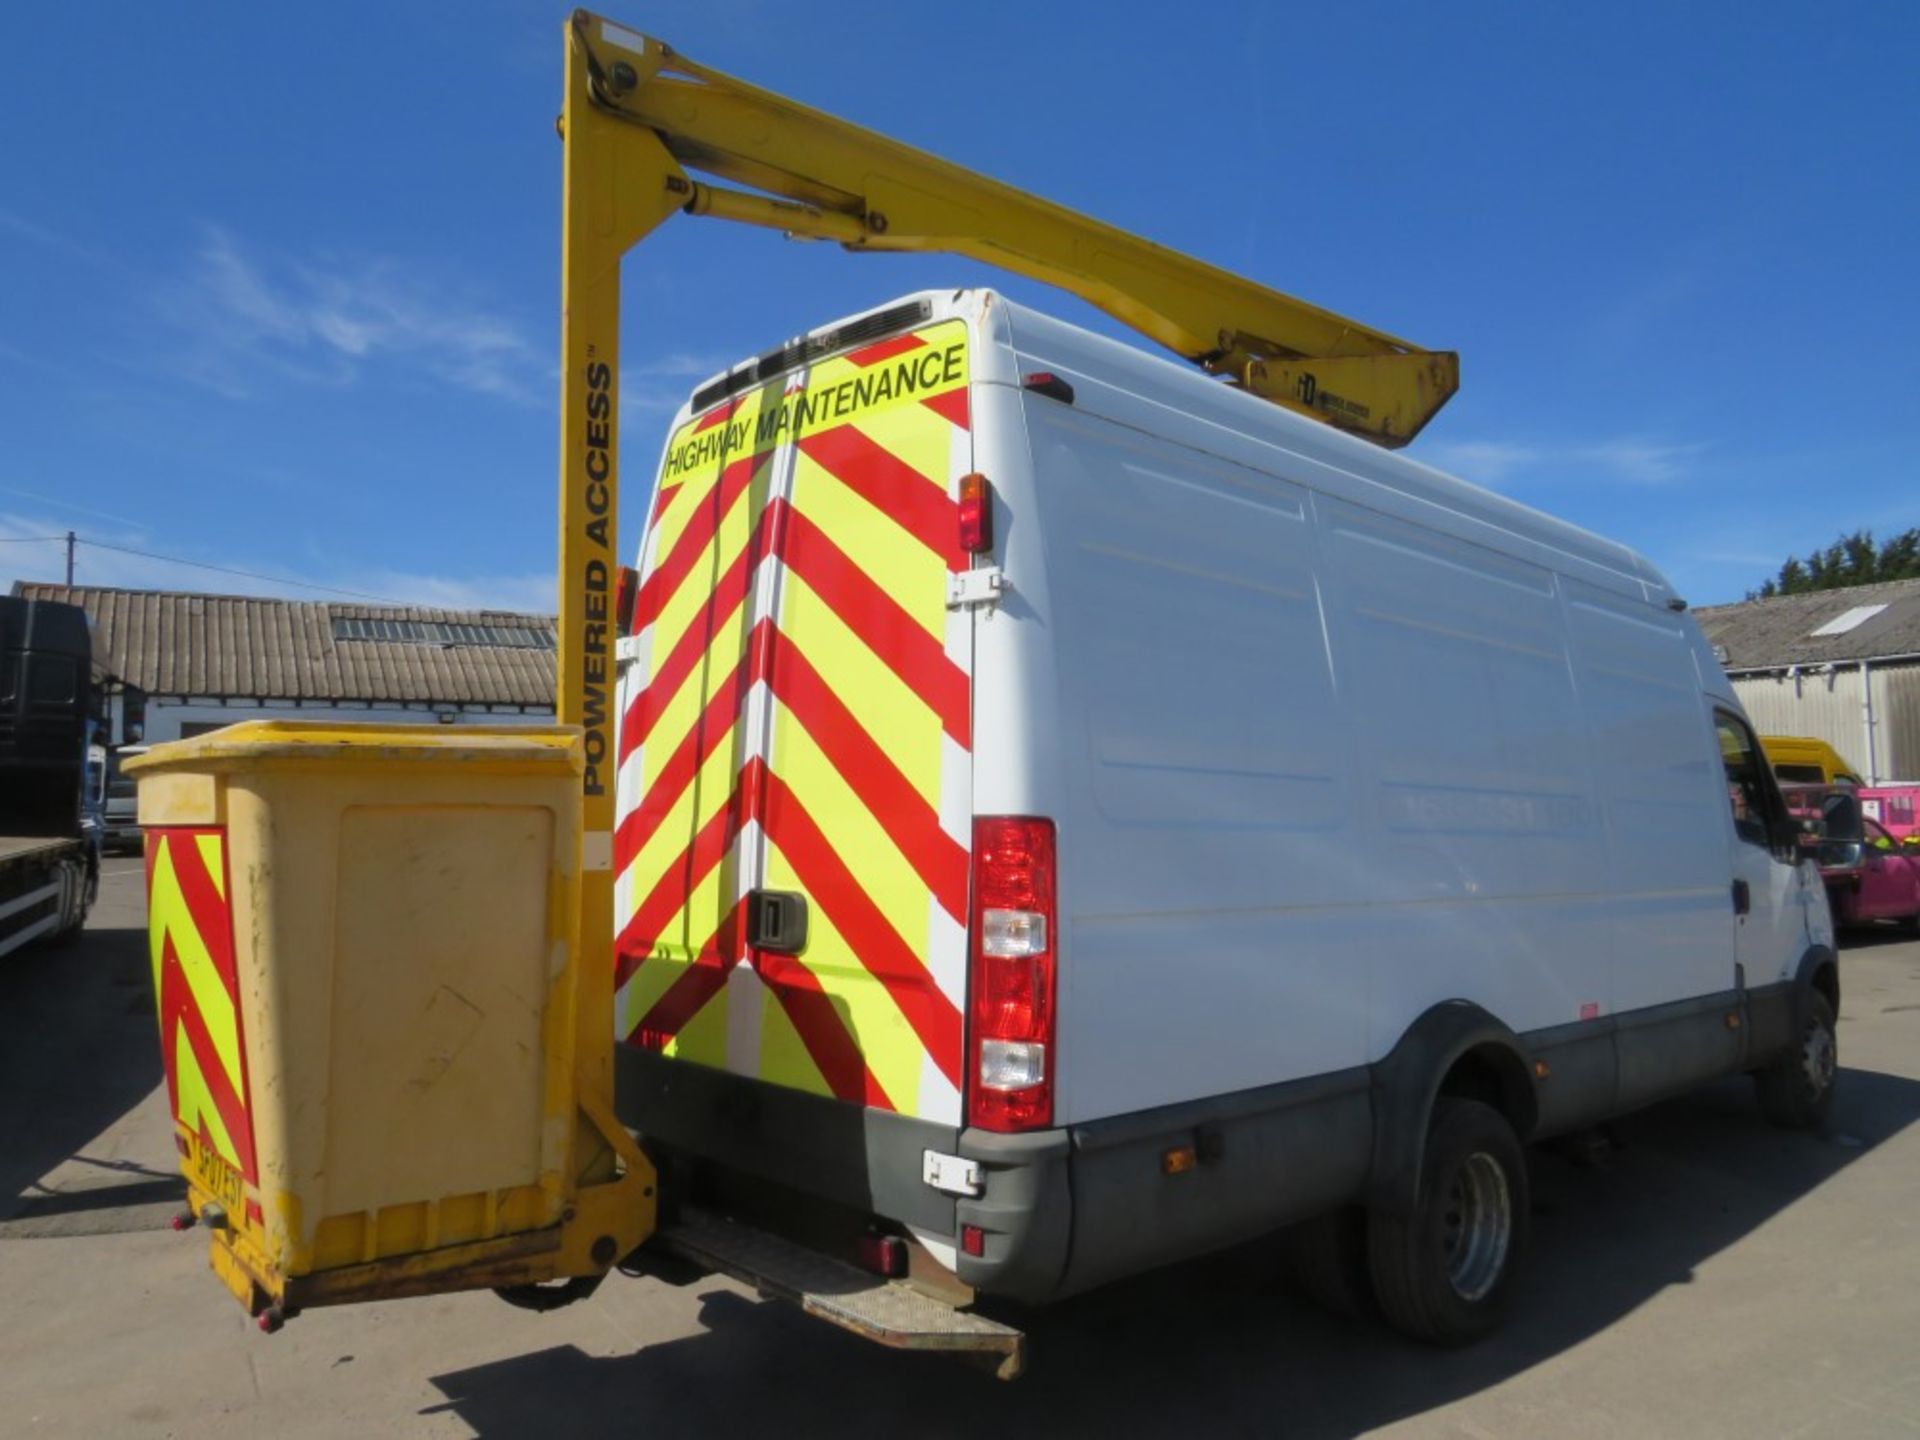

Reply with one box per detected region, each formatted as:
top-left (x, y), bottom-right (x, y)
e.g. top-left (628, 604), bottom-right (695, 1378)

top-left (669, 289), bottom-right (1677, 610)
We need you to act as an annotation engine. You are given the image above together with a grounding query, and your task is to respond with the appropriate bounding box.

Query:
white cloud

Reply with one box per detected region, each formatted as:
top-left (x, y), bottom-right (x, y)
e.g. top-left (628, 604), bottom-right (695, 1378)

top-left (639, 352), bottom-right (725, 379)
top-left (621, 350), bottom-right (729, 418)
top-left (331, 567), bottom-right (555, 615)
top-left (1419, 440), bottom-right (1542, 486)
top-left (1423, 437), bottom-right (1706, 489)
top-left (1568, 440), bottom-right (1707, 485)
top-left (158, 228), bottom-right (546, 403)
top-left (0, 209), bottom-right (134, 278)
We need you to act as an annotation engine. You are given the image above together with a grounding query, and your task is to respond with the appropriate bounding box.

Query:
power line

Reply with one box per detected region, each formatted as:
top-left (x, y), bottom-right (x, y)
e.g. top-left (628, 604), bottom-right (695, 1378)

top-left (6, 531), bottom-right (415, 605)
top-left (74, 538), bottom-right (414, 605)
top-left (0, 483), bottom-right (150, 530)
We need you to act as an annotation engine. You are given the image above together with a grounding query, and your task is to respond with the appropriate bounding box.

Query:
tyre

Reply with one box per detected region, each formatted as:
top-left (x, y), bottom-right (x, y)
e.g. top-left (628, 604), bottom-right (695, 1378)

top-left (48, 869), bottom-right (91, 948)
top-left (1280, 1205), bottom-right (1374, 1321)
top-left (1367, 1098), bottom-right (1529, 1346)
top-left (1755, 990), bottom-right (1837, 1130)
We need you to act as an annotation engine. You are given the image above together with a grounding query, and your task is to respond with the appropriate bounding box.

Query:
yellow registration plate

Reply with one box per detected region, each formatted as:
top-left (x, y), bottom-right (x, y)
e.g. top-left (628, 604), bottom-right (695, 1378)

top-left (187, 1134), bottom-right (247, 1219)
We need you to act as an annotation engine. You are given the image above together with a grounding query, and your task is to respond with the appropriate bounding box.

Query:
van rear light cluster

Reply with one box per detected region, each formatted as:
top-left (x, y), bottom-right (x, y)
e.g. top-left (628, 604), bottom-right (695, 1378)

top-left (957, 472), bottom-right (992, 555)
top-left (968, 817), bottom-right (1057, 1132)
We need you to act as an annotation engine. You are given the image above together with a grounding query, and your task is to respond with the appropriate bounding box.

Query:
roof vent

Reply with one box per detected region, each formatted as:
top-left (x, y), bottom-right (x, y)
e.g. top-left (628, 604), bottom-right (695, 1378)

top-left (331, 618), bottom-right (554, 649)
top-left (1808, 603), bottom-right (1888, 638)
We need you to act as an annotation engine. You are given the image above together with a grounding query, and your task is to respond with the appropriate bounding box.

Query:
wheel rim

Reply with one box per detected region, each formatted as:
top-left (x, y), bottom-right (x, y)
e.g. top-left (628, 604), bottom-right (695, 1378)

top-left (1441, 1151), bottom-right (1512, 1303)
top-left (1801, 1016), bottom-right (1836, 1096)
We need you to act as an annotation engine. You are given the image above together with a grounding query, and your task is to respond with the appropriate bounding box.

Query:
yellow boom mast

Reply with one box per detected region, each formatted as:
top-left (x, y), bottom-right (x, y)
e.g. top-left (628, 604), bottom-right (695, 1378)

top-left (555, 6), bottom-right (1457, 1215)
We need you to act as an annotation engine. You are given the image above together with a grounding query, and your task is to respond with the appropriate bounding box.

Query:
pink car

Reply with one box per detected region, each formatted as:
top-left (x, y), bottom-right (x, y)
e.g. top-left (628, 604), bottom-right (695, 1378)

top-left (1843, 817), bottom-right (1920, 931)
top-left (1861, 785), bottom-right (1920, 845)
top-left (1781, 784), bottom-right (1920, 932)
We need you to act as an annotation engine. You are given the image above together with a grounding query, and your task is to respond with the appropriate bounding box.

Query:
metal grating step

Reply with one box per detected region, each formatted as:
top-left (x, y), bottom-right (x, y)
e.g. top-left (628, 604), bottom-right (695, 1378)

top-left (659, 1209), bottom-right (1025, 1380)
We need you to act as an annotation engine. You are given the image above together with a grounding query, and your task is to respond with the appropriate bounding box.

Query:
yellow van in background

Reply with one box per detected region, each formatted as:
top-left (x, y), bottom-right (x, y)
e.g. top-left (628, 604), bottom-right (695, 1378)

top-left (1761, 735), bottom-right (1864, 787)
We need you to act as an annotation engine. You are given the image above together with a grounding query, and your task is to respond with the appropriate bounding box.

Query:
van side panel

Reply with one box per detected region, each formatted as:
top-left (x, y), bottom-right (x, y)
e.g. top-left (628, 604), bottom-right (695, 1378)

top-left (1003, 380), bottom-right (1736, 1130)
top-left (1017, 403), bottom-right (1365, 1122)
top-left (1561, 581), bottom-right (1731, 1014)
top-left (1311, 497), bottom-right (1615, 1057)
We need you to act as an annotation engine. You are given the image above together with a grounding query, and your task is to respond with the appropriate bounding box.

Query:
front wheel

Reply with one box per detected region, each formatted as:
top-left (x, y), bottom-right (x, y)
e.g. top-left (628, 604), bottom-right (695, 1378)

top-left (1755, 990), bottom-right (1837, 1129)
top-left (1367, 1098), bottom-right (1529, 1346)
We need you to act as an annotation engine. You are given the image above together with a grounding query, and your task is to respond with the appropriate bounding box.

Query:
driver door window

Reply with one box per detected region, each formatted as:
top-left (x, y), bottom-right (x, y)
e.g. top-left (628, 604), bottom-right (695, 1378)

top-left (1715, 712), bottom-right (1772, 849)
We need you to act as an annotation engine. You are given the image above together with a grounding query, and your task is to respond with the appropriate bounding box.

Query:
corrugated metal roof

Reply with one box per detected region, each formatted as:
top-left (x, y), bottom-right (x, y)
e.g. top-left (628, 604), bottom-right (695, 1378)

top-left (1695, 577), bottom-right (1920, 670)
top-left (9, 583), bottom-right (556, 707)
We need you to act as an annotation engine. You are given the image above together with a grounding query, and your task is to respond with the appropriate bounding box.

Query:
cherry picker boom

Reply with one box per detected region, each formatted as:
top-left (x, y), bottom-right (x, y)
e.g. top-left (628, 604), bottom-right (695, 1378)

top-left (556, 16), bottom-right (1459, 1118)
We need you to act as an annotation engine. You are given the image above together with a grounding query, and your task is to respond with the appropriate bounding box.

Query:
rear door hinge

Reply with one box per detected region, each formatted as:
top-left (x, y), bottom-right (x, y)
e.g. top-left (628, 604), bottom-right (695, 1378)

top-left (947, 567), bottom-right (1007, 612)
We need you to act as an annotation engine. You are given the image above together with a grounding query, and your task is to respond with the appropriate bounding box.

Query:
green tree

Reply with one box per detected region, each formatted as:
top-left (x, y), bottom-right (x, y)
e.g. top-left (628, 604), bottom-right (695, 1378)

top-left (1750, 527), bottom-right (1920, 600)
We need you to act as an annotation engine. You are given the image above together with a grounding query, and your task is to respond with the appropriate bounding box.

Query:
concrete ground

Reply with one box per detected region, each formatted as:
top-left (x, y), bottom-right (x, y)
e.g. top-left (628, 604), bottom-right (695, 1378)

top-left (3, 859), bottom-right (1918, 1439)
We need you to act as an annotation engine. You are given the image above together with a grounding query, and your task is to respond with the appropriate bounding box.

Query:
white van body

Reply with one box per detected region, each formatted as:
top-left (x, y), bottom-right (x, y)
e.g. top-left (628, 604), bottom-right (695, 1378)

top-left (612, 289), bottom-right (1836, 1311)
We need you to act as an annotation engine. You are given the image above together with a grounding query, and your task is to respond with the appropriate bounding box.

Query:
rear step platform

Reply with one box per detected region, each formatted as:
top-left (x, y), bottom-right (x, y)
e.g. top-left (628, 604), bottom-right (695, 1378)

top-left (658, 1209), bottom-right (1025, 1380)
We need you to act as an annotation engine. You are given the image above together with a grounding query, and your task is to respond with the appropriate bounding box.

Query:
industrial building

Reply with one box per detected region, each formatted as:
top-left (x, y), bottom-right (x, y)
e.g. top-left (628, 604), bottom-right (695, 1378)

top-left (9, 583), bottom-right (556, 743)
top-left (1695, 577), bottom-right (1920, 785)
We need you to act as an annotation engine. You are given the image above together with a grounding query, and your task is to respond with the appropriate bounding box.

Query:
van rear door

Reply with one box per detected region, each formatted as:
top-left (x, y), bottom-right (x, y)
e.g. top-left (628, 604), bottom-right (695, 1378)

top-left (613, 309), bottom-right (975, 1127)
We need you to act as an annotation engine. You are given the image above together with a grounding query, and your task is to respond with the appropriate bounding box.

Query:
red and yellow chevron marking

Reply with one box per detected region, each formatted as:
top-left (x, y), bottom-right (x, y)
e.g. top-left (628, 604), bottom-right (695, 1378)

top-left (613, 318), bottom-right (973, 1122)
top-left (146, 828), bottom-right (258, 1186)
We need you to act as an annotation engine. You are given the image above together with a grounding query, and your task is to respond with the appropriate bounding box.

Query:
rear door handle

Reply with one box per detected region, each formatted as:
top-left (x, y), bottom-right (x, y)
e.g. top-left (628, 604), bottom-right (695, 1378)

top-left (747, 888), bottom-right (809, 955)
top-left (1731, 878), bottom-right (1751, 916)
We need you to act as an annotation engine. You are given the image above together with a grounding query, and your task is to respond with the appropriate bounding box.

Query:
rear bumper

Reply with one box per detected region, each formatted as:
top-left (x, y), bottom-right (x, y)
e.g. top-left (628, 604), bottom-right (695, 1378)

top-left (616, 1046), bottom-right (1372, 1304)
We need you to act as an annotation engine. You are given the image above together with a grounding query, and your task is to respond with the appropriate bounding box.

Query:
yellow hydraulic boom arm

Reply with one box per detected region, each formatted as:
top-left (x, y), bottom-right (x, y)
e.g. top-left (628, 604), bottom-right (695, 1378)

top-left (563, 13), bottom-right (1457, 448)
top-left (554, 11), bottom-right (1457, 1196)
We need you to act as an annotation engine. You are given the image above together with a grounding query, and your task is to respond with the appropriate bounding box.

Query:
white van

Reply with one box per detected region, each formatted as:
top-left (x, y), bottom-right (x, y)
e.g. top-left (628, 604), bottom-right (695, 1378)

top-left (610, 289), bottom-right (1837, 1344)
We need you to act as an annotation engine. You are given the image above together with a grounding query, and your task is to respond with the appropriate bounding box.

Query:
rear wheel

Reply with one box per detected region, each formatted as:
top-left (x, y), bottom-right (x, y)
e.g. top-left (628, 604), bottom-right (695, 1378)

top-left (1367, 1098), bottom-right (1529, 1346)
top-left (1755, 990), bottom-right (1836, 1129)
top-left (48, 864), bottom-right (90, 948)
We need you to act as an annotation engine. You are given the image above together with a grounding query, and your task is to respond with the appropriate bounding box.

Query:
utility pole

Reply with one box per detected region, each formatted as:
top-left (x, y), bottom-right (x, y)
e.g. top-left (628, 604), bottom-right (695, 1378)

top-left (64, 531), bottom-right (75, 586)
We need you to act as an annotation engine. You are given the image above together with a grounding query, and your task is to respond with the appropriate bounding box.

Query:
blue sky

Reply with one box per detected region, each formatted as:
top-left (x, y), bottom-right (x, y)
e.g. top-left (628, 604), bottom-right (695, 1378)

top-left (2, 2), bottom-right (1914, 610)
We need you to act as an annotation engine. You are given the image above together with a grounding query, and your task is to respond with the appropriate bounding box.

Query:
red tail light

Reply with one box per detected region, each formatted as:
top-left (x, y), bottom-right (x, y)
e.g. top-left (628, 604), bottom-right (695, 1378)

top-left (968, 817), bottom-right (1057, 1131)
top-left (957, 472), bottom-right (992, 555)
top-left (855, 1232), bottom-right (908, 1278)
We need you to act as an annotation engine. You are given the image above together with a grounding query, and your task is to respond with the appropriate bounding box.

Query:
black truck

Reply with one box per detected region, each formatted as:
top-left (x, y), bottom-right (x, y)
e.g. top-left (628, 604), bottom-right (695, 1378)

top-left (0, 595), bottom-right (139, 957)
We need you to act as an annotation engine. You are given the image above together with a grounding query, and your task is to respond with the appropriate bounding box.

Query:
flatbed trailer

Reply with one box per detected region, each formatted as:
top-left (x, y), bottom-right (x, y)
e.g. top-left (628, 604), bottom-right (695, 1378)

top-left (0, 834), bottom-right (93, 959)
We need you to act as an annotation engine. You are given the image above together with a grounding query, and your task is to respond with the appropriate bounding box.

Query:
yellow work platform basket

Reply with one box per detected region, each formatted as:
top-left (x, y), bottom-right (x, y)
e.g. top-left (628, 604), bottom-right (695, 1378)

top-left (128, 721), bottom-right (652, 1326)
